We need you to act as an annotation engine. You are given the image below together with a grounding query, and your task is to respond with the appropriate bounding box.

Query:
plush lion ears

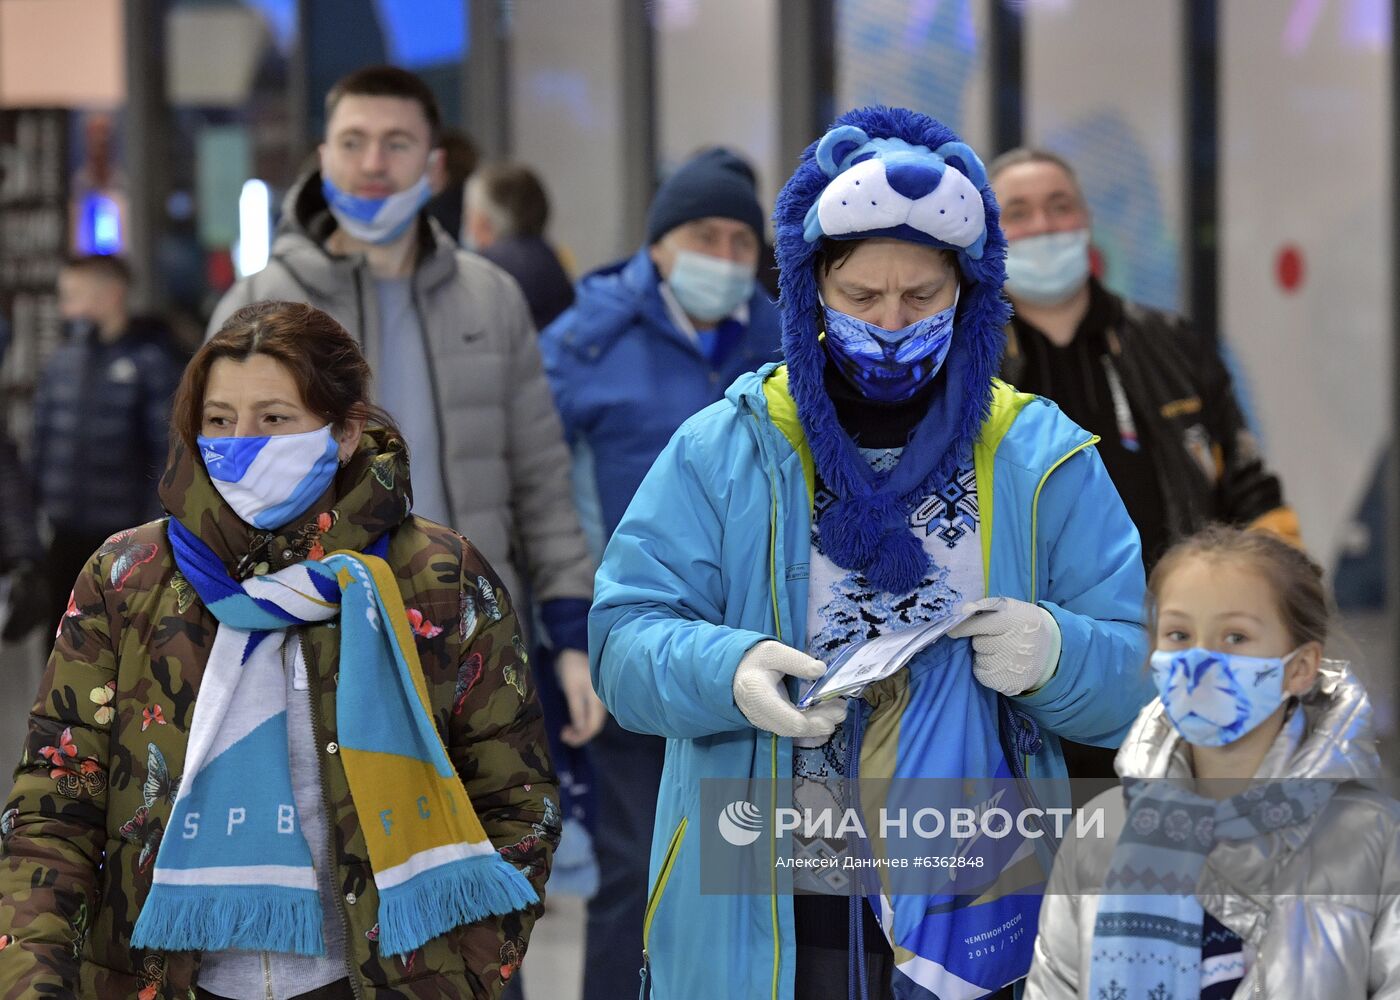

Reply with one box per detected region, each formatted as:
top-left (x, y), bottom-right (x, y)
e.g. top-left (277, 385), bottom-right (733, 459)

top-left (933, 141), bottom-right (988, 190)
top-left (804, 124), bottom-right (992, 257)
top-left (815, 127), bottom-right (989, 193)
top-left (815, 125), bottom-right (872, 178)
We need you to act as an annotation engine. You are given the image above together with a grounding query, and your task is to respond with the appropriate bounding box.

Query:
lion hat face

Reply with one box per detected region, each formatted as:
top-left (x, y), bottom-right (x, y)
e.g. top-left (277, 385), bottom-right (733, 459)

top-left (800, 124), bottom-right (992, 264)
top-left (773, 106), bottom-right (1009, 396)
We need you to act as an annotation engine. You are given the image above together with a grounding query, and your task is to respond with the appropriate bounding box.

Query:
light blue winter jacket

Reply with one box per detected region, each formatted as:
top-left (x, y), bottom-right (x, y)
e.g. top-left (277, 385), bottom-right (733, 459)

top-left (589, 363), bottom-right (1152, 1000)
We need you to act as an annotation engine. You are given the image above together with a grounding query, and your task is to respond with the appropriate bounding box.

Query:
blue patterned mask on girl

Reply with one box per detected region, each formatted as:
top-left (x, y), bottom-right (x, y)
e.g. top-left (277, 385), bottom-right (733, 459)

top-left (1150, 646), bottom-right (1300, 747)
top-left (820, 288), bottom-right (959, 403)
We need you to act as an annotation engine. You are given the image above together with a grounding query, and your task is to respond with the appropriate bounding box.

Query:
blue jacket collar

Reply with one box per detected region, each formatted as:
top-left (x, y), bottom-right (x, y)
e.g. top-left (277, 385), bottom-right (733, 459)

top-left (559, 248), bottom-right (780, 362)
top-left (552, 248), bottom-right (670, 355)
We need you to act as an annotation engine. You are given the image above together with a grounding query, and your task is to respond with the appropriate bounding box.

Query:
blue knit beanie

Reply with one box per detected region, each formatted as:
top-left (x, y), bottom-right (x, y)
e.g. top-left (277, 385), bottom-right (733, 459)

top-left (646, 148), bottom-right (765, 245)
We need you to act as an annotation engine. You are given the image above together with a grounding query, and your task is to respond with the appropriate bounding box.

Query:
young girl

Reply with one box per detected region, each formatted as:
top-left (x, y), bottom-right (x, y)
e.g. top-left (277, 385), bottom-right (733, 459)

top-left (1025, 525), bottom-right (1400, 998)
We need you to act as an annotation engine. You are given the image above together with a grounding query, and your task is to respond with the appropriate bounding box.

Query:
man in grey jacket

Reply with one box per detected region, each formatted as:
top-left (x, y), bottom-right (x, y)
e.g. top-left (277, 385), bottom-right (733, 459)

top-left (209, 66), bottom-right (605, 749)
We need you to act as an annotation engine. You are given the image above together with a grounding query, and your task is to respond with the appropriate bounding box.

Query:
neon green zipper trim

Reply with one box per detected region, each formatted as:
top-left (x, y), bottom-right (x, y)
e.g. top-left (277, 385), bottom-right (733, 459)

top-left (642, 816), bottom-right (689, 957)
top-left (971, 379), bottom-right (1034, 593)
top-left (1028, 436), bottom-right (1099, 605)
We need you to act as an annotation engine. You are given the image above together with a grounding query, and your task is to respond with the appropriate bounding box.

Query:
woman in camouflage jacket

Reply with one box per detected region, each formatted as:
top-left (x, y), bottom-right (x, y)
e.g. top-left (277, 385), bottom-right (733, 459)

top-left (0, 301), bottom-right (559, 999)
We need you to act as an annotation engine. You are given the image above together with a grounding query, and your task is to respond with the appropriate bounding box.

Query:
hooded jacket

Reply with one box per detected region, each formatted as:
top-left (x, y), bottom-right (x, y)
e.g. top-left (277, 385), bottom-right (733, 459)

top-left (588, 106), bottom-right (1154, 1000)
top-left (207, 171), bottom-right (594, 621)
top-left (0, 430), bottom-right (558, 999)
top-left (540, 247), bottom-right (782, 550)
top-left (1024, 665), bottom-right (1400, 998)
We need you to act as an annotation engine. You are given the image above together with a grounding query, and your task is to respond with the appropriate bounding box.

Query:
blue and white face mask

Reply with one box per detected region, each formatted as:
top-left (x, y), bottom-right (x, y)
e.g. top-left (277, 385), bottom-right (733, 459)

top-left (821, 287), bottom-right (958, 402)
top-left (1150, 646), bottom-right (1300, 747)
top-left (322, 174), bottom-right (432, 245)
top-left (198, 425), bottom-right (340, 530)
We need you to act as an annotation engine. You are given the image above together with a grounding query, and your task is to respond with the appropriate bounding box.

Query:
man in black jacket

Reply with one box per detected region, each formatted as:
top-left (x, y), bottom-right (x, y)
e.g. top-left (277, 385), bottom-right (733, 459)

top-left (991, 148), bottom-right (1296, 566)
top-left (990, 148), bottom-right (1296, 786)
top-left (30, 256), bottom-right (184, 634)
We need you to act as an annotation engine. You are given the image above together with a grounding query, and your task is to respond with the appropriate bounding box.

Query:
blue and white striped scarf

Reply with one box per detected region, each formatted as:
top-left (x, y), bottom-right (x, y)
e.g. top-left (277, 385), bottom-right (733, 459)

top-left (131, 518), bottom-right (537, 958)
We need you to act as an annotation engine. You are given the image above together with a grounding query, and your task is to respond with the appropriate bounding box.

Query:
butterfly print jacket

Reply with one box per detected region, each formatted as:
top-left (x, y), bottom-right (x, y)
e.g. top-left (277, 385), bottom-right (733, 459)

top-left (0, 429), bottom-right (559, 999)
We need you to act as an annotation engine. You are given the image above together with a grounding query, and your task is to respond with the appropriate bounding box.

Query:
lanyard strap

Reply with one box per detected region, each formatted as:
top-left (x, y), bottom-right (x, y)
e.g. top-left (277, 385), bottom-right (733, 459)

top-left (1100, 353), bottom-right (1140, 452)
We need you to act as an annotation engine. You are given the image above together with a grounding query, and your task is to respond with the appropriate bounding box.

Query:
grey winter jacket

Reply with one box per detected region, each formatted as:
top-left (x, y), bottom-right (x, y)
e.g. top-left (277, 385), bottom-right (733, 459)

top-left (208, 171), bottom-right (594, 612)
top-left (1024, 664), bottom-right (1400, 999)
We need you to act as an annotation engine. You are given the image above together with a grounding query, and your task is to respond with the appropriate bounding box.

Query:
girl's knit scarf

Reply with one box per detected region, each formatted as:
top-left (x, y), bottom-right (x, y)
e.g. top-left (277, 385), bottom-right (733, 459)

top-left (1088, 771), bottom-right (1333, 998)
top-left (131, 518), bottom-right (537, 959)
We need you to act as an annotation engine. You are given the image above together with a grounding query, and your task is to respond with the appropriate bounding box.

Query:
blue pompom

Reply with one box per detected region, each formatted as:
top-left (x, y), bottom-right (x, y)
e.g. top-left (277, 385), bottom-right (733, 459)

top-left (864, 527), bottom-right (929, 595)
top-left (819, 493), bottom-right (894, 570)
top-left (819, 492), bottom-right (929, 595)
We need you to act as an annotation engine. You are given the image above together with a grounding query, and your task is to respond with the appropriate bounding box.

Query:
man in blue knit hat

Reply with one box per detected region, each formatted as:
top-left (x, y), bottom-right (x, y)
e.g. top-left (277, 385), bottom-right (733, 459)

top-left (589, 108), bottom-right (1154, 998)
top-left (541, 146), bottom-right (781, 1000)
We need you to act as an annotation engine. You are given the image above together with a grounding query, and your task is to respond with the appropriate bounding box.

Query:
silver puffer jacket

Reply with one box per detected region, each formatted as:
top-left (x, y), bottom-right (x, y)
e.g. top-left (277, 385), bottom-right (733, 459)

top-left (1025, 663), bottom-right (1400, 999)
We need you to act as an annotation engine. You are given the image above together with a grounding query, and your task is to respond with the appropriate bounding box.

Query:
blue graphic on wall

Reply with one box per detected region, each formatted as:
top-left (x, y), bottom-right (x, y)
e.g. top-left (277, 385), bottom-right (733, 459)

top-left (245, 0), bottom-right (297, 53)
top-left (838, 0), bottom-right (978, 138)
top-left (836, 3), bottom-right (1185, 315)
top-left (375, 0), bottom-right (466, 67)
top-left (1043, 111), bottom-right (1180, 312)
top-left (1285, 0), bottom-right (1390, 55)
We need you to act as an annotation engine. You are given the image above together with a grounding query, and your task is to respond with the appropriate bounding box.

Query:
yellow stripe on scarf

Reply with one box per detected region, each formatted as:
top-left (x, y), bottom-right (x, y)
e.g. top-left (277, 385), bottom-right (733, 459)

top-left (331, 551), bottom-right (495, 873)
top-left (340, 747), bottom-right (491, 869)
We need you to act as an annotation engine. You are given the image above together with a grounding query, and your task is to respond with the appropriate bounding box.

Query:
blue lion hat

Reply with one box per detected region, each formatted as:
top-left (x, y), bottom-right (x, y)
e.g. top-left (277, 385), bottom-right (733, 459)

top-left (773, 106), bottom-right (1010, 593)
top-left (802, 127), bottom-right (990, 260)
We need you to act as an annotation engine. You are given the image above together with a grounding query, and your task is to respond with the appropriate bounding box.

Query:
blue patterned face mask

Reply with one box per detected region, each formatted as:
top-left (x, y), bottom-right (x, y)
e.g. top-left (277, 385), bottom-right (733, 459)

top-left (1150, 646), bottom-right (1300, 747)
top-left (198, 425), bottom-right (340, 529)
top-left (821, 288), bottom-right (958, 402)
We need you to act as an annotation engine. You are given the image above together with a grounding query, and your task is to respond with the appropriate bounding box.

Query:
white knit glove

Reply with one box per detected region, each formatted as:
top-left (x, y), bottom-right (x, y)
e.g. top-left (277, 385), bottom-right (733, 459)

top-left (947, 597), bottom-right (1062, 696)
top-left (733, 641), bottom-right (848, 739)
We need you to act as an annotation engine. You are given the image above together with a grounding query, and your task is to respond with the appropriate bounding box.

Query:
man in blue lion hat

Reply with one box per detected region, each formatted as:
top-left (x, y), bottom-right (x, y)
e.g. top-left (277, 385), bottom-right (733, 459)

top-left (589, 106), bottom-right (1154, 999)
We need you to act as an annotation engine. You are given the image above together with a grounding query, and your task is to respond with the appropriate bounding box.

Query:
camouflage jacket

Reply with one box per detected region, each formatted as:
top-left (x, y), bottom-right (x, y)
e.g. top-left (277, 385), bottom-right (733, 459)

top-left (0, 430), bottom-right (559, 999)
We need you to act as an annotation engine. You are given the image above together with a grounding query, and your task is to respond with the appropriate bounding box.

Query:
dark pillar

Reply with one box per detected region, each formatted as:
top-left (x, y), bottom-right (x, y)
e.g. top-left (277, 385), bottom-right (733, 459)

top-left (287, 0), bottom-right (311, 161)
top-left (619, 0), bottom-right (656, 248)
top-left (777, 0), bottom-right (835, 176)
top-left (124, 0), bottom-right (170, 312)
top-left (465, 0), bottom-right (510, 158)
top-left (988, 0), bottom-right (1024, 155)
top-left (1184, 0), bottom-right (1219, 343)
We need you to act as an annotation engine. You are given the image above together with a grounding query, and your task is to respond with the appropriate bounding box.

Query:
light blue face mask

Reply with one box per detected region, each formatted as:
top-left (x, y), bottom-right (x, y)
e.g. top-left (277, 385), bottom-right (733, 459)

top-left (322, 175), bottom-right (432, 245)
top-left (821, 287), bottom-right (958, 402)
top-left (198, 425), bottom-right (340, 530)
top-left (1150, 646), bottom-right (1301, 747)
top-left (665, 250), bottom-right (756, 325)
top-left (1004, 228), bottom-right (1091, 306)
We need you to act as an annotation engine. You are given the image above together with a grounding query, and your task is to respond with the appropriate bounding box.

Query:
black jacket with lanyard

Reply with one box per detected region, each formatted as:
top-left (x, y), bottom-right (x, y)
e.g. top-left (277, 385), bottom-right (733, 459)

top-left (1001, 279), bottom-right (1296, 568)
